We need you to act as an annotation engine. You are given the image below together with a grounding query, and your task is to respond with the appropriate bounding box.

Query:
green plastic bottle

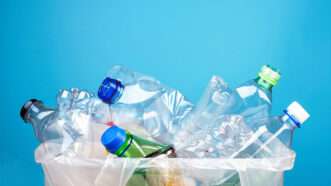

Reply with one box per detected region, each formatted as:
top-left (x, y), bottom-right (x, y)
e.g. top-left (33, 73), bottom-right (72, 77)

top-left (101, 125), bottom-right (176, 158)
top-left (101, 125), bottom-right (178, 186)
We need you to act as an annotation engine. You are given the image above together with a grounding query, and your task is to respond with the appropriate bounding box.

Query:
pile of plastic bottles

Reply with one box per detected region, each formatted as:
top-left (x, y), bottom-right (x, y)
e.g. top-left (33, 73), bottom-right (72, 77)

top-left (20, 65), bottom-right (310, 186)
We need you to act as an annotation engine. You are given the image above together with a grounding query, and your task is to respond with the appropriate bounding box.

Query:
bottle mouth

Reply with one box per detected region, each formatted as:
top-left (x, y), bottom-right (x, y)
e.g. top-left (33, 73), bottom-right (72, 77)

top-left (20, 99), bottom-right (42, 123)
top-left (258, 65), bottom-right (281, 86)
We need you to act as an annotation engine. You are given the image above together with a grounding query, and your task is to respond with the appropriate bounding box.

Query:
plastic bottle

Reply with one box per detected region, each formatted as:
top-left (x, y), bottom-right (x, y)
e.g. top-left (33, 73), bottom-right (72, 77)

top-left (229, 65), bottom-right (280, 130)
top-left (98, 65), bottom-right (193, 144)
top-left (206, 101), bottom-right (309, 185)
top-left (101, 125), bottom-right (176, 158)
top-left (253, 101), bottom-right (310, 155)
top-left (174, 75), bottom-right (232, 148)
top-left (177, 115), bottom-right (255, 158)
top-left (20, 99), bottom-right (80, 145)
top-left (20, 96), bottom-right (109, 156)
top-left (56, 88), bottom-right (112, 140)
top-left (175, 65), bottom-right (280, 149)
top-left (101, 125), bottom-right (186, 186)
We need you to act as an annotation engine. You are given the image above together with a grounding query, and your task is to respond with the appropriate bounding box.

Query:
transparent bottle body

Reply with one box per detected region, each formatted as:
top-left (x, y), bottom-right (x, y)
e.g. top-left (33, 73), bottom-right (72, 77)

top-left (57, 89), bottom-right (112, 143)
top-left (216, 116), bottom-right (296, 186)
top-left (219, 115), bottom-right (296, 185)
top-left (177, 115), bottom-right (256, 158)
top-left (178, 114), bottom-right (295, 186)
top-left (106, 65), bottom-right (193, 144)
top-left (261, 115), bottom-right (296, 148)
top-left (175, 76), bottom-right (273, 149)
top-left (229, 79), bottom-right (272, 131)
top-left (26, 103), bottom-right (80, 144)
top-left (175, 76), bottom-right (232, 148)
top-left (176, 76), bottom-right (292, 186)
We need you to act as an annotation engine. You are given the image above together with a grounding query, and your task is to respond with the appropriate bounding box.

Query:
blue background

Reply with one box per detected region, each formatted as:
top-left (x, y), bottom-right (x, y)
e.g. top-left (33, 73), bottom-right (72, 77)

top-left (1, 0), bottom-right (330, 185)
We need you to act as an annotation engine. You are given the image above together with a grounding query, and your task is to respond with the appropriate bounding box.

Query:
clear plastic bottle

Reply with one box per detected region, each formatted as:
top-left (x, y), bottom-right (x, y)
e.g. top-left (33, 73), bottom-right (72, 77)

top-left (97, 65), bottom-right (193, 144)
top-left (174, 75), bottom-right (232, 148)
top-left (185, 101), bottom-right (310, 185)
top-left (175, 65), bottom-right (280, 149)
top-left (222, 101), bottom-right (310, 186)
top-left (56, 88), bottom-right (113, 143)
top-left (20, 99), bottom-right (80, 144)
top-left (229, 65), bottom-right (280, 130)
top-left (254, 101), bottom-right (310, 155)
top-left (177, 114), bottom-right (256, 158)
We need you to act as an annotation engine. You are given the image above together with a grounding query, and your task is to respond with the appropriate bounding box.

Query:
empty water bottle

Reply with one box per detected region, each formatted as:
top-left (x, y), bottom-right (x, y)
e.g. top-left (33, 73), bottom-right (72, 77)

top-left (174, 75), bottom-right (232, 148)
top-left (222, 101), bottom-right (310, 186)
top-left (20, 99), bottom-right (81, 147)
top-left (57, 88), bottom-right (114, 142)
top-left (177, 115), bottom-right (254, 158)
top-left (97, 65), bottom-right (193, 144)
top-left (181, 101), bottom-right (309, 185)
top-left (229, 65), bottom-right (280, 130)
top-left (255, 101), bottom-right (310, 153)
top-left (230, 101), bottom-right (310, 159)
top-left (175, 65), bottom-right (280, 149)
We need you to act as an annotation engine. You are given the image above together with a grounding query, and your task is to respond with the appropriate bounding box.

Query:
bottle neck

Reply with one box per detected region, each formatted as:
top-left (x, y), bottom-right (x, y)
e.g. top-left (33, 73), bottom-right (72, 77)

top-left (24, 102), bottom-right (55, 126)
top-left (255, 77), bottom-right (274, 90)
top-left (115, 134), bottom-right (132, 157)
top-left (281, 113), bottom-right (300, 130)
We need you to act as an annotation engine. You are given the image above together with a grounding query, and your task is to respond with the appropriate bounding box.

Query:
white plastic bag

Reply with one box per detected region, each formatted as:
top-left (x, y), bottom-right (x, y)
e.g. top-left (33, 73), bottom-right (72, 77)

top-left (35, 142), bottom-right (295, 186)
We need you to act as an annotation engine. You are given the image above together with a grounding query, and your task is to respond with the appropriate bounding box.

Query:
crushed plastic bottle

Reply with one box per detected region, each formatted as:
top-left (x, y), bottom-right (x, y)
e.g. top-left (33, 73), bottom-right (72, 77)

top-left (179, 101), bottom-right (309, 185)
top-left (57, 88), bottom-right (113, 142)
top-left (177, 114), bottom-right (257, 159)
top-left (174, 75), bottom-right (232, 148)
top-left (20, 99), bottom-right (81, 150)
top-left (97, 65), bottom-right (193, 144)
top-left (20, 89), bottom-right (112, 154)
top-left (175, 65), bottom-right (280, 149)
top-left (56, 89), bottom-right (94, 137)
top-left (229, 65), bottom-right (280, 130)
top-left (220, 101), bottom-right (310, 186)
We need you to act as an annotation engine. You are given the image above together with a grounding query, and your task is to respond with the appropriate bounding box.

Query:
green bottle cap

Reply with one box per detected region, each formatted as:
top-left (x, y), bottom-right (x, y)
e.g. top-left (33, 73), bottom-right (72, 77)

top-left (258, 65), bottom-right (281, 86)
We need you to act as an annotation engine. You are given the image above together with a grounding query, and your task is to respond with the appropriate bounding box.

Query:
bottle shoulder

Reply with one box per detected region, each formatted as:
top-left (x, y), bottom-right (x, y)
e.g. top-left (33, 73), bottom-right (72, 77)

top-left (234, 80), bottom-right (272, 106)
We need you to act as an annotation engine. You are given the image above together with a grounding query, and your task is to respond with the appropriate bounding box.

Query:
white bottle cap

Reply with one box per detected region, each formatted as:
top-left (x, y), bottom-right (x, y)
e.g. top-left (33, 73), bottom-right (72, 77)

top-left (286, 101), bottom-right (310, 125)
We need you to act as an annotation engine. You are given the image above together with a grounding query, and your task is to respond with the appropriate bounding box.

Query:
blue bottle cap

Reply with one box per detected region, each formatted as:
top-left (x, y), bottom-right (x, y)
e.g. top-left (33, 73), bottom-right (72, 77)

top-left (101, 125), bottom-right (128, 154)
top-left (98, 77), bottom-right (124, 104)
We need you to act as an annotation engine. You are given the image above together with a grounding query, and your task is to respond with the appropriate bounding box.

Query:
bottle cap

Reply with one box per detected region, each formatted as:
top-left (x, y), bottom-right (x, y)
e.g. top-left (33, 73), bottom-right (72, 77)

top-left (20, 99), bottom-right (42, 123)
top-left (285, 101), bottom-right (310, 126)
top-left (101, 125), bottom-right (128, 154)
top-left (98, 77), bottom-right (124, 105)
top-left (258, 65), bottom-right (281, 86)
